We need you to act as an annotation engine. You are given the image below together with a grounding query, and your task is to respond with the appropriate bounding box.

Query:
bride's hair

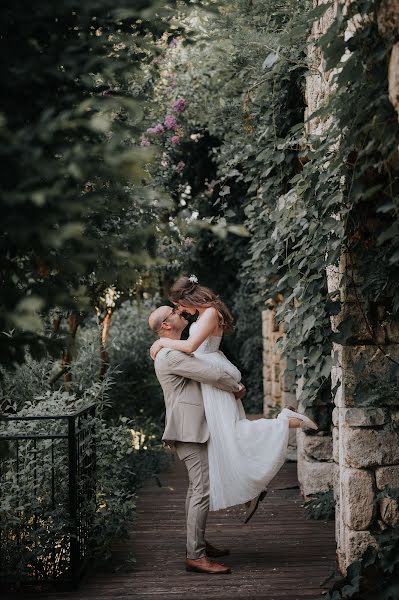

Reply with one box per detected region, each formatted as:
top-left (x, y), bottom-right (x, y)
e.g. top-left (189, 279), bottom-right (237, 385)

top-left (168, 276), bottom-right (234, 333)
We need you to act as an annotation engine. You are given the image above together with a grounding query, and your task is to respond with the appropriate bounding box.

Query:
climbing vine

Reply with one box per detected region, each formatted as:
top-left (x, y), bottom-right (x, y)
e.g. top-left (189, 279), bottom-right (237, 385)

top-left (144, 0), bottom-right (399, 423)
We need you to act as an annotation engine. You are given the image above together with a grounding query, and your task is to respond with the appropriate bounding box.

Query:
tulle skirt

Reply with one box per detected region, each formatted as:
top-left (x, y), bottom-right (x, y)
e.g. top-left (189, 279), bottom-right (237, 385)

top-left (199, 351), bottom-right (291, 511)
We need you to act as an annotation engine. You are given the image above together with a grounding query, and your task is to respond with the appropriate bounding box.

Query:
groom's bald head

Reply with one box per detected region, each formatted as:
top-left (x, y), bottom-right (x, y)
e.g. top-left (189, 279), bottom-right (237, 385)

top-left (148, 305), bottom-right (188, 338)
top-left (148, 306), bottom-right (172, 333)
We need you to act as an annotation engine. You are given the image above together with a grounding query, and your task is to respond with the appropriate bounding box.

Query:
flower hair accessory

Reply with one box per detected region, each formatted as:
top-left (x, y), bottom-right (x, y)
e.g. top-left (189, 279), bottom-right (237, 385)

top-left (188, 274), bottom-right (198, 284)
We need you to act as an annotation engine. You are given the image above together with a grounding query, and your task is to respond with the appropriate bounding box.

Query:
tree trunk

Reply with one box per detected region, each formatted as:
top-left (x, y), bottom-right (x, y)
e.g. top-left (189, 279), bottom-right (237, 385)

top-left (99, 309), bottom-right (113, 380)
top-left (59, 312), bottom-right (82, 392)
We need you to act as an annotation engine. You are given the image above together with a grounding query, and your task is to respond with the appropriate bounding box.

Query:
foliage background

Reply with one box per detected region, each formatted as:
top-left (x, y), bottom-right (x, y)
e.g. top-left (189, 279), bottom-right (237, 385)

top-left (0, 300), bottom-right (169, 580)
top-left (141, 0), bottom-right (399, 427)
top-left (2, 0), bottom-right (399, 592)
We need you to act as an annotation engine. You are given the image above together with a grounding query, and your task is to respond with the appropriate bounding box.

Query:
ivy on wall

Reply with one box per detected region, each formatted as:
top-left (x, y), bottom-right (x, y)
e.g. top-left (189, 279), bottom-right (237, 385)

top-left (143, 0), bottom-right (399, 423)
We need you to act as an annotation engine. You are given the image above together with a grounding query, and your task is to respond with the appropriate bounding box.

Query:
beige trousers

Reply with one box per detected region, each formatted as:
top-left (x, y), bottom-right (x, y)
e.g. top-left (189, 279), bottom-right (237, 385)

top-left (174, 441), bottom-right (209, 560)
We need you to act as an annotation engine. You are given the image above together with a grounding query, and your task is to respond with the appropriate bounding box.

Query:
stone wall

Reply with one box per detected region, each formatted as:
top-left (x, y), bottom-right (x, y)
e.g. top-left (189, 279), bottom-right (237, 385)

top-left (295, 0), bottom-right (336, 501)
top-left (261, 0), bottom-right (399, 574)
top-left (262, 308), bottom-right (297, 460)
top-left (378, 0), bottom-right (399, 128)
top-left (306, 0), bottom-right (399, 573)
top-left (262, 308), bottom-right (295, 414)
top-left (328, 254), bottom-right (399, 571)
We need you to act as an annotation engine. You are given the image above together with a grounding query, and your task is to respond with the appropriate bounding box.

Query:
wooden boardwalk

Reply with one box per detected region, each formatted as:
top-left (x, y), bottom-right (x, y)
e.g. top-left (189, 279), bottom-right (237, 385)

top-left (7, 457), bottom-right (340, 600)
top-left (121, 460), bottom-right (340, 600)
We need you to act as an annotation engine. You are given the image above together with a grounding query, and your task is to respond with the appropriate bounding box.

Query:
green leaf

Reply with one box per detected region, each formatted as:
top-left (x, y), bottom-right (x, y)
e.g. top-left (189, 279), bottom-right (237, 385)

top-left (332, 317), bottom-right (353, 344)
top-left (262, 52), bottom-right (279, 70)
top-left (302, 315), bottom-right (316, 335)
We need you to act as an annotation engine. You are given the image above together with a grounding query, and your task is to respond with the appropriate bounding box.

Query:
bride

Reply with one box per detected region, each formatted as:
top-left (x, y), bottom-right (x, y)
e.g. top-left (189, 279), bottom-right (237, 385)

top-left (150, 275), bottom-right (317, 518)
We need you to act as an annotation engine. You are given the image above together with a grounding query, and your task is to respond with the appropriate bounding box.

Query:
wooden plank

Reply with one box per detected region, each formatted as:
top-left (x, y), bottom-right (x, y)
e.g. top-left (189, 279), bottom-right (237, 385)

top-left (5, 459), bottom-right (340, 600)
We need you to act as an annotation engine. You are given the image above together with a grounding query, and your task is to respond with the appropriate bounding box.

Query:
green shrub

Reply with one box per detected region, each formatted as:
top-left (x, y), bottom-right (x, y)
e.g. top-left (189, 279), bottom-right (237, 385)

top-left (106, 299), bottom-right (165, 422)
top-left (322, 527), bottom-right (399, 600)
top-left (304, 489), bottom-right (335, 522)
top-left (0, 301), bottom-right (170, 583)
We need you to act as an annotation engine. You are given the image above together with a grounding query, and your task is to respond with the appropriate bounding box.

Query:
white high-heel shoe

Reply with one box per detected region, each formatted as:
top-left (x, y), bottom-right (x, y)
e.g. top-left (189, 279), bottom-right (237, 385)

top-left (278, 406), bottom-right (318, 430)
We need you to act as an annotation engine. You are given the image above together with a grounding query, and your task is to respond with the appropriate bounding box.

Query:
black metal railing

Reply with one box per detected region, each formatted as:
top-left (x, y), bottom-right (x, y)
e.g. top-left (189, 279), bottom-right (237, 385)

top-left (0, 404), bottom-right (96, 591)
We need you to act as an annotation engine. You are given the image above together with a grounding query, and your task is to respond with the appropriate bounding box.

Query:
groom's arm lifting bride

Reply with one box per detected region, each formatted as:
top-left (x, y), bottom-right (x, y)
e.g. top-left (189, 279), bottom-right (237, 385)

top-left (148, 305), bottom-right (245, 575)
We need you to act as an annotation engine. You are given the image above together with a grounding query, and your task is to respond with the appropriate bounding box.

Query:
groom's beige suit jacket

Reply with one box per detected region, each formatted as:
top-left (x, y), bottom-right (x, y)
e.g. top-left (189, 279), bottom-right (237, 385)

top-left (154, 347), bottom-right (241, 444)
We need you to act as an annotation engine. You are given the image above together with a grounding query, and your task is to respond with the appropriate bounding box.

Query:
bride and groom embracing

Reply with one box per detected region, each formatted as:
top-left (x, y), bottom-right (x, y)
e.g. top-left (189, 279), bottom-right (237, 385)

top-left (148, 275), bottom-right (318, 575)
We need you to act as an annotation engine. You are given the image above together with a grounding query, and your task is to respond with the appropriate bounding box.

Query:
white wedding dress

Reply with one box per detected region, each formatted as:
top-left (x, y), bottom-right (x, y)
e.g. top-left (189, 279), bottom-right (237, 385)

top-left (190, 321), bottom-right (291, 511)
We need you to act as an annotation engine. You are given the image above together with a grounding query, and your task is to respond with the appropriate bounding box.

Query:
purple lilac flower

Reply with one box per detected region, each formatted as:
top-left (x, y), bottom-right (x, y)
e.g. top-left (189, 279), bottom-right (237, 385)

top-left (172, 98), bottom-right (186, 114)
top-left (175, 160), bottom-right (185, 173)
top-left (169, 38), bottom-right (178, 48)
top-left (164, 114), bottom-right (177, 130)
top-left (140, 136), bottom-right (151, 146)
top-left (146, 123), bottom-right (164, 135)
top-left (170, 135), bottom-right (181, 146)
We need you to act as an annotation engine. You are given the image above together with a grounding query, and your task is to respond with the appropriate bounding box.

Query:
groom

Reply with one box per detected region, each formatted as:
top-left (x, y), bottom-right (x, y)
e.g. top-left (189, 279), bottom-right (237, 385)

top-left (148, 305), bottom-right (246, 574)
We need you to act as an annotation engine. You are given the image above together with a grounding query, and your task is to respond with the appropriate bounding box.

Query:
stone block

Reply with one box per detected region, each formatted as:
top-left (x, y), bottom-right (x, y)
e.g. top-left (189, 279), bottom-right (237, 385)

top-left (340, 346), bottom-right (399, 407)
top-left (331, 363), bottom-right (344, 407)
top-left (334, 382), bottom-right (344, 407)
top-left (375, 465), bottom-right (399, 490)
top-left (333, 426), bottom-right (339, 463)
top-left (282, 392), bottom-right (297, 409)
top-left (391, 410), bottom-right (399, 426)
top-left (377, 0), bottom-right (399, 38)
top-left (263, 357), bottom-right (271, 374)
top-left (385, 321), bottom-right (399, 343)
top-left (297, 456), bottom-right (334, 497)
top-left (326, 263), bottom-right (341, 295)
top-left (343, 428), bottom-right (399, 468)
top-left (263, 365), bottom-right (271, 382)
top-left (379, 497), bottom-right (399, 526)
top-left (262, 311), bottom-right (273, 340)
top-left (286, 446), bottom-right (298, 462)
top-left (261, 309), bottom-right (270, 322)
top-left (263, 381), bottom-right (272, 396)
top-left (271, 353), bottom-right (280, 368)
top-left (263, 402), bottom-right (273, 417)
top-left (333, 462), bottom-right (340, 493)
top-left (344, 407), bottom-right (386, 427)
top-left (296, 428), bottom-right (307, 455)
top-left (271, 380), bottom-right (281, 399)
top-left (298, 430), bottom-right (333, 462)
top-left (296, 375), bottom-right (305, 400)
top-left (345, 529), bottom-right (377, 566)
top-left (287, 428), bottom-right (298, 462)
top-left (288, 428), bottom-right (297, 446)
top-left (331, 361), bottom-right (342, 389)
top-left (332, 407), bottom-right (339, 426)
top-left (282, 369), bottom-right (296, 391)
top-left (263, 395), bottom-right (272, 410)
top-left (263, 342), bottom-right (270, 354)
top-left (341, 468), bottom-right (375, 530)
top-left (335, 499), bottom-right (342, 547)
top-left (331, 301), bottom-right (373, 343)
top-left (272, 363), bottom-right (280, 381)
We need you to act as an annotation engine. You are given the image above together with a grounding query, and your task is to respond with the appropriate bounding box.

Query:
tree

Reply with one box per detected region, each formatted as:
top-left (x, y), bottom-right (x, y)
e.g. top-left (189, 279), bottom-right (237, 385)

top-left (0, 1), bottom-right (184, 367)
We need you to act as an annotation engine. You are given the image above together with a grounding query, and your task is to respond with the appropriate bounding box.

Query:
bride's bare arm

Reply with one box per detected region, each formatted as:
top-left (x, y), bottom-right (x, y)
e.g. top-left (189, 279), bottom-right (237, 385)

top-left (150, 307), bottom-right (219, 358)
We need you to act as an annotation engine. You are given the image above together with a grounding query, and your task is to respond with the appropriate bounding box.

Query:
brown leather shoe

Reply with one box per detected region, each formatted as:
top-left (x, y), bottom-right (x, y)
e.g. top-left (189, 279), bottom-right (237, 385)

top-left (185, 557), bottom-right (231, 574)
top-left (205, 540), bottom-right (230, 558)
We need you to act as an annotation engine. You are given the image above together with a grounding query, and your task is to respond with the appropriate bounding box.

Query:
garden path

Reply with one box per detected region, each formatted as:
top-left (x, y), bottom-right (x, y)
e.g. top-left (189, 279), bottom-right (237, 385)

top-left (15, 455), bottom-right (340, 600)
